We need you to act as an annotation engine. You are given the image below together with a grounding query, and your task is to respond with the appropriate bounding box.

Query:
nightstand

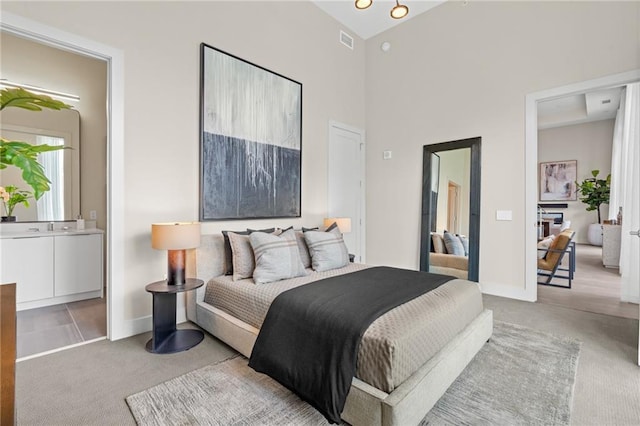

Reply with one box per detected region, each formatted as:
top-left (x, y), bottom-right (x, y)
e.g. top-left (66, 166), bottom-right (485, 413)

top-left (145, 278), bottom-right (204, 354)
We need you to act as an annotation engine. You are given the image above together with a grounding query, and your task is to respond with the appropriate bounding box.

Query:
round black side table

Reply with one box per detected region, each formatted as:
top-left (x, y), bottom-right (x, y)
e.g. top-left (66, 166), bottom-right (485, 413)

top-left (145, 278), bottom-right (204, 354)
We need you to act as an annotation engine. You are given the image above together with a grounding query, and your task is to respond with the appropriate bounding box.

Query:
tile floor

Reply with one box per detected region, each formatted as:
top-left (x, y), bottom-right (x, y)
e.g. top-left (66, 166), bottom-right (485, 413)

top-left (17, 297), bottom-right (106, 358)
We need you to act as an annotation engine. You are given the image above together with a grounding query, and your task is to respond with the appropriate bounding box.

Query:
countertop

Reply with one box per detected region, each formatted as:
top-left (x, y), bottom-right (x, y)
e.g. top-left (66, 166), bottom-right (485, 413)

top-left (0, 225), bottom-right (103, 239)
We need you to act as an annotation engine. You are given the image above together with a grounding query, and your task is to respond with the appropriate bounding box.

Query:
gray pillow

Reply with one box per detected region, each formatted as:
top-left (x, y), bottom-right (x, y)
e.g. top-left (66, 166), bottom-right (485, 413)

top-left (250, 229), bottom-right (307, 284)
top-left (304, 227), bottom-right (350, 272)
top-left (443, 231), bottom-right (465, 256)
top-left (457, 234), bottom-right (469, 256)
top-left (228, 232), bottom-right (256, 281)
top-left (295, 230), bottom-right (312, 268)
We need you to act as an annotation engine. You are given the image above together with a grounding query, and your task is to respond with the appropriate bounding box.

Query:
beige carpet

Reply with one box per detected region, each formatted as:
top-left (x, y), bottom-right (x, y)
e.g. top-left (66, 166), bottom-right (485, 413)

top-left (126, 321), bottom-right (580, 425)
top-left (15, 296), bottom-right (639, 425)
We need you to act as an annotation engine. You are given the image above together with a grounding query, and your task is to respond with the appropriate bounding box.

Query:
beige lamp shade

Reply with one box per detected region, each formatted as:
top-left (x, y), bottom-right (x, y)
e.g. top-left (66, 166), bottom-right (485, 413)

top-left (323, 217), bottom-right (352, 233)
top-left (151, 222), bottom-right (201, 250)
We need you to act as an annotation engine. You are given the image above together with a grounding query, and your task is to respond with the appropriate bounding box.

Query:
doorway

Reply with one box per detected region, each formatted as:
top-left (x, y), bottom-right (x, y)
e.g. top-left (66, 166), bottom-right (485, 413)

top-left (2, 11), bottom-right (126, 342)
top-left (328, 121), bottom-right (365, 262)
top-left (525, 70), bottom-right (640, 303)
top-left (1, 31), bottom-right (109, 358)
top-left (447, 181), bottom-right (461, 234)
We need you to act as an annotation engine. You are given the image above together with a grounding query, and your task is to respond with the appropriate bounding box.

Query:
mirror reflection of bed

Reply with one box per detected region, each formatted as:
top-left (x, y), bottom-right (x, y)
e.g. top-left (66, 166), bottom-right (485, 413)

top-left (420, 137), bottom-right (481, 282)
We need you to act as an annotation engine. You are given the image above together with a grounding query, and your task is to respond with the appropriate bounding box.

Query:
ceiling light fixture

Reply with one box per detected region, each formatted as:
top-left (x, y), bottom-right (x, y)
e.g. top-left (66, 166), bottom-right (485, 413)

top-left (390, 0), bottom-right (409, 19)
top-left (354, 0), bottom-right (409, 19)
top-left (355, 0), bottom-right (372, 10)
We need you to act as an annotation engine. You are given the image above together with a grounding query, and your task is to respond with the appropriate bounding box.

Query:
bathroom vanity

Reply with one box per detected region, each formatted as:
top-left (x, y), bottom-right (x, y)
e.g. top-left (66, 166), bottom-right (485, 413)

top-left (0, 222), bottom-right (103, 311)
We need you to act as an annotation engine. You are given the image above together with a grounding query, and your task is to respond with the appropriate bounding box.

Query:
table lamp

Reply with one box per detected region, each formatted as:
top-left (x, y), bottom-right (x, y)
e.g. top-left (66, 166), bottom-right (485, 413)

top-left (323, 217), bottom-right (352, 233)
top-left (151, 222), bottom-right (201, 285)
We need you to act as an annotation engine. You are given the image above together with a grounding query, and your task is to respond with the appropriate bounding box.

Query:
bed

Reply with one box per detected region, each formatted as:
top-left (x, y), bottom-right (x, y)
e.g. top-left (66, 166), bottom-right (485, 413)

top-left (186, 233), bottom-right (493, 426)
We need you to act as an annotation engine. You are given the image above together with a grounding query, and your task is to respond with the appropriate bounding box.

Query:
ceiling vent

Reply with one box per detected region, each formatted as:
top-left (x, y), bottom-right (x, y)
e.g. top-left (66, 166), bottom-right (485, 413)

top-left (602, 99), bottom-right (611, 104)
top-left (340, 30), bottom-right (354, 50)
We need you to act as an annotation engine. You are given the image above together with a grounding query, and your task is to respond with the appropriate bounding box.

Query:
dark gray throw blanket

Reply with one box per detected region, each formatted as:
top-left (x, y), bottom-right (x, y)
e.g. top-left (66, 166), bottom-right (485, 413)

top-left (248, 266), bottom-right (455, 424)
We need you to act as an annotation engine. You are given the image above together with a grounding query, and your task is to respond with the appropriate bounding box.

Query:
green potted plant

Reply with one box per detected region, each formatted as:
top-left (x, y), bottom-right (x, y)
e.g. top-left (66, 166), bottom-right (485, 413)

top-left (0, 87), bottom-right (72, 200)
top-left (575, 169), bottom-right (610, 246)
top-left (0, 185), bottom-right (32, 221)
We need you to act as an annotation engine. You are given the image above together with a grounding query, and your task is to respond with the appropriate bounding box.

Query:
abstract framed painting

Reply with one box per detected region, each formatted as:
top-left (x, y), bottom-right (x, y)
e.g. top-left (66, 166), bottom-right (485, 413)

top-left (199, 43), bottom-right (302, 220)
top-left (539, 160), bottom-right (577, 201)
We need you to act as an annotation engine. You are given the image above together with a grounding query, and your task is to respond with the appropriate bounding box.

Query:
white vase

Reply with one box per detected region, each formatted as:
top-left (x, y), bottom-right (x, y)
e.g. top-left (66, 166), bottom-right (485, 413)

top-left (587, 223), bottom-right (603, 246)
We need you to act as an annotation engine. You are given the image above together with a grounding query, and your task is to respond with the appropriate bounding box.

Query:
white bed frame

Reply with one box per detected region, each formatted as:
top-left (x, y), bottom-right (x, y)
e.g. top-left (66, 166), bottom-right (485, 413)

top-left (186, 235), bottom-right (493, 426)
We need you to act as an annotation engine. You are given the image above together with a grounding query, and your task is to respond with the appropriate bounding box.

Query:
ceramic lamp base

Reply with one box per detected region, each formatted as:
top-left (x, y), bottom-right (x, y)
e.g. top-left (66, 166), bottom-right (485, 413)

top-left (167, 249), bottom-right (186, 285)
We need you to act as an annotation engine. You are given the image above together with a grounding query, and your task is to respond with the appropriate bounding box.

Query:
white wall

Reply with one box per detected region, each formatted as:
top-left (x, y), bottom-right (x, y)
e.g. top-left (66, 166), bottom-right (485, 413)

top-left (1, 1), bottom-right (366, 329)
top-left (538, 119), bottom-right (615, 244)
top-left (364, 1), bottom-right (639, 297)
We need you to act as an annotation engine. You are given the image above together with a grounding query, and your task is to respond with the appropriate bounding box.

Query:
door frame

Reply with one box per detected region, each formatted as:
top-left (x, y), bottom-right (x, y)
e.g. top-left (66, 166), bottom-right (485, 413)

top-left (1, 12), bottom-right (126, 340)
top-left (328, 120), bottom-right (366, 263)
top-left (524, 69), bottom-right (640, 302)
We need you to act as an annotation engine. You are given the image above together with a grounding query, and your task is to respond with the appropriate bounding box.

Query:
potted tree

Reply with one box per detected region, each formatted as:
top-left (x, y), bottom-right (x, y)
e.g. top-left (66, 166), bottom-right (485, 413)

top-left (575, 169), bottom-right (610, 246)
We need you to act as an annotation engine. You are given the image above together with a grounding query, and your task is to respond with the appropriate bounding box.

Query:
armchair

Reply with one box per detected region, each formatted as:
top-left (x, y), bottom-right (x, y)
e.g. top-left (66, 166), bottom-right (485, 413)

top-left (537, 229), bottom-right (576, 288)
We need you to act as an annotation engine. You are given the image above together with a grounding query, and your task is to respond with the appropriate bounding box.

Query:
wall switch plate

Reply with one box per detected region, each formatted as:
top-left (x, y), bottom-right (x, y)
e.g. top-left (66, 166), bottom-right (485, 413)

top-left (89, 210), bottom-right (97, 220)
top-left (383, 150), bottom-right (392, 160)
top-left (496, 210), bottom-right (513, 221)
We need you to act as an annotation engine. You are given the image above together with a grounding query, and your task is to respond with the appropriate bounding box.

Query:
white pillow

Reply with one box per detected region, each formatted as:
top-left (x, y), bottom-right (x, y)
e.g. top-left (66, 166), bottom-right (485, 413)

top-left (250, 229), bottom-right (307, 285)
top-left (304, 227), bottom-right (350, 272)
top-left (537, 235), bottom-right (555, 259)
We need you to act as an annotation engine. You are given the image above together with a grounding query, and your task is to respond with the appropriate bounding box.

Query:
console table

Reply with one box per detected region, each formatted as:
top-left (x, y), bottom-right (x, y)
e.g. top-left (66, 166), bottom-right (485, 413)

top-left (602, 224), bottom-right (622, 268)
top-left (145, 278), bottom-right (204, 354)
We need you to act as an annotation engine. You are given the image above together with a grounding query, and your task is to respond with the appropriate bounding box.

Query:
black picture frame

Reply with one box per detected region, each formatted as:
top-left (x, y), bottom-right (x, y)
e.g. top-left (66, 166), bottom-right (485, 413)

top-left (199, 43), bottom-right (302, 220)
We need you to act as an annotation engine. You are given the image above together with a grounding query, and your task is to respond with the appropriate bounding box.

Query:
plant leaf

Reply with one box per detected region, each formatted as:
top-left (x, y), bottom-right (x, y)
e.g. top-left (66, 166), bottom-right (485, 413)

top-left (0, 87), bottom-right (72, 111)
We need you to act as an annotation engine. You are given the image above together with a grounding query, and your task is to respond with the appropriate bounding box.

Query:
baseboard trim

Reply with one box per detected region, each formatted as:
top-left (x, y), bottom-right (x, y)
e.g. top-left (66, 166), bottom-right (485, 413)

top-left (119, 306), bottom-right (188, 339)
top-left (480, 281), bottom-right (535, 302)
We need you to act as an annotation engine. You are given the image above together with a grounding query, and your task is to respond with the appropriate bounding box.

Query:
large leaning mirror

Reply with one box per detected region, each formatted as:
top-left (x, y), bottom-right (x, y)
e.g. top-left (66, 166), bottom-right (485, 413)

top-left (420, 137), bottom-right (481, 282)
top-left (0, 107), bottom-right (80, 222)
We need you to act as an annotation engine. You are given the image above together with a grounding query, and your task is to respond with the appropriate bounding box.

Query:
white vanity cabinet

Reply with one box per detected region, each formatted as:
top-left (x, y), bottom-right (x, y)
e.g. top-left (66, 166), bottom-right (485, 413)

top-left (54, 234), bottom-right (103, 297)
top-left (0, 229), bottom-right (103, 311)
top-left (0, 236), bottom-right (54, 304)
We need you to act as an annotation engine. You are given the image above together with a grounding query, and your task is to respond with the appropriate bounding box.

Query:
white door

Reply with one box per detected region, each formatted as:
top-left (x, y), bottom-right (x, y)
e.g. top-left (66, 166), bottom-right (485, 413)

top-left (328, 122), bottom-right (365, 262)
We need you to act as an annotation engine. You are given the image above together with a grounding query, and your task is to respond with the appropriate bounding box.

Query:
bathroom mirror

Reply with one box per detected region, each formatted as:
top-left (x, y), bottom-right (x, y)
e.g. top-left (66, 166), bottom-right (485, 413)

top-left (420, 137), bottom-right (481, 282)
top-left (0, 108), bottom-right (80, 222)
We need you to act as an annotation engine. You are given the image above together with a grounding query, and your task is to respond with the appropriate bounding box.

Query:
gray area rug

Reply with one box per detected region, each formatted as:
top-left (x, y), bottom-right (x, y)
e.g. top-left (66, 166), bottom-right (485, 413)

top-left (126, 321), bottom-right (580, 425)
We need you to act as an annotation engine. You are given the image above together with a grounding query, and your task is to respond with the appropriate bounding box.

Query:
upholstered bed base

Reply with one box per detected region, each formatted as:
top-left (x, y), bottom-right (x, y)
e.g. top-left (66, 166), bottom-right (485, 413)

top-left (186, 235), bottom-right (492, 425)
top-left (187, 288), bottom-right (492, 426)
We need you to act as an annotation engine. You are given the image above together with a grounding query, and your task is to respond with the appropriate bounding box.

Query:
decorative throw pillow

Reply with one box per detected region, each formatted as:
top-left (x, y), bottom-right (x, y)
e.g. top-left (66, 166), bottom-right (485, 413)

top-left (295, 230), bottom-right (313, 268)
top-left (302, 226), bottom-right (319, 232)
top-left (537, 235), bottom-right (555, 259)
top-left (222, 230), bottom-right (249, 275)
top-left (443, 231), bottom-right (465, 256)
top-left (457, 234), bottom-right (469, 256)
top-left (431, 233), bottom-right (446, 254)
top-left (227, 232), bottom-right (256, 281)
top-left (222, 228), bottom-right (275, 275)
top-left (304, 227), bottom-right (350, 272)
top-left (250, 229), bottom-right (307, 284)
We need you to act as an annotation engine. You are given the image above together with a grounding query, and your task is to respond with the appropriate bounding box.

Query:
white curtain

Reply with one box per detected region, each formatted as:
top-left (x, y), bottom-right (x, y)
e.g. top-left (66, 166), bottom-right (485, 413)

top-left (608, 88), bottom-right (625, 221)
top-left (610, 83), bottom-right (640, 303)
top-left (35, 135), bottom-right (65, 221)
